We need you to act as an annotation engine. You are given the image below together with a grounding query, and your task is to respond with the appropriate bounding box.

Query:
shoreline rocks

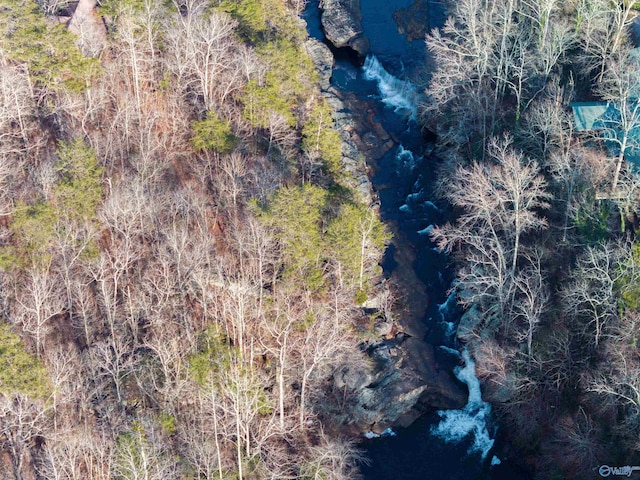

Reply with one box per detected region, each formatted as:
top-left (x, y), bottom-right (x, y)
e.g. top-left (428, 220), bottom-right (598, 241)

top-left (319, 0), bottom-right (369, 55)
top-left (306, 36), bottom-right (468, 434)
top-left (304, 39), bottom-right (334, 91)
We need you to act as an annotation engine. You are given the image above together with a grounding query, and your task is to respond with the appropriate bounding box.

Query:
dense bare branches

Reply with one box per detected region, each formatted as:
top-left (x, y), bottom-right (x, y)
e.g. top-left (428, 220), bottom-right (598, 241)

top-left (13, 267), bottom-right (64, 356)
top-left (165, 4), bottom-right (243, 112)
top-left (0, 394), bottom-right (49, 480)
top-left (561, 242), bottom-right (628, 347)
top-left (0, 0), bottom-right (394, 477)
top-left (594, 50), bottom-right (640, 192)
top-left (432, 135), bottom-right (550, 322)
top-left (0, 65), bottom-right (35, 153)
top-left (427, 0), bottom-right (640, 475)
top-left (577, 0), bottom-right (635, 82)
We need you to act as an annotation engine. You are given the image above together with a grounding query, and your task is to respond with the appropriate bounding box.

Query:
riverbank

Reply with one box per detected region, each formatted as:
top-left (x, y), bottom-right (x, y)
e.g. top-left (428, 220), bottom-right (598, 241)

top-left (304, 26), bottom-right (469, 434)
top-left (303, 1), bottom-right (537, 478)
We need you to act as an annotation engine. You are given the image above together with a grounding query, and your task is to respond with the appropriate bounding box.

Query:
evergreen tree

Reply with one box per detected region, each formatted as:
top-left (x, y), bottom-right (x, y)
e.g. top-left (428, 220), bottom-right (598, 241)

top-left (327, 203), bottom-right (389, 297)
top-left (302, 99), bottom-right (342, 176)
top-left (0, 0), bottom-right (98, 91)
top-left (0, 324), bottom-right (50, 398)
top-left (257, 184), bottom-right (327, 289)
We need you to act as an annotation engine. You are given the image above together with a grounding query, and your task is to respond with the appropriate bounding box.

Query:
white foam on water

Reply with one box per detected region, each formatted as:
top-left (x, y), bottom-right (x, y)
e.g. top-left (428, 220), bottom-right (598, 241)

top-left (444, 321), bottom-right (456, 340)
top-left (431, 349), bottom-right (495, 460)
top-left (363, 427), bottom-right (396, 439)
top-left (396, 144), bottom-right (417, 169)
top-left (363, 55), bottom-right (419, 120)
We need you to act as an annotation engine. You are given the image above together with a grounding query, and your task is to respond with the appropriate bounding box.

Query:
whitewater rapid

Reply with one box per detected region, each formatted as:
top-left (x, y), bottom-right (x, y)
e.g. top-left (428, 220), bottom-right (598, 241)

top-left (431, 348), bottom-right (496, 461)
top-left (363, 55), bottom-right (419, 121)
top-left (352, 41), bottom-right (502, 477)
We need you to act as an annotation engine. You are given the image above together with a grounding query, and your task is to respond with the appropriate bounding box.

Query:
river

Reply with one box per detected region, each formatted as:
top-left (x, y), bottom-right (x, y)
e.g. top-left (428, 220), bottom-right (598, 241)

top-left (303, 1), bottom-right (530, 479)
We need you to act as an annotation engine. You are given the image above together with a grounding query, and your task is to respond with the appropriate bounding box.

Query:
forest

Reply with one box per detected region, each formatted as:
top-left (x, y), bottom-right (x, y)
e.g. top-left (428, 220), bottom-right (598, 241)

top-left (425, 0), bottom-right (640, 477)
top-left (4, 0), bottom-right (640, 478)
top-left (0, 0), bottom-right (391, 478)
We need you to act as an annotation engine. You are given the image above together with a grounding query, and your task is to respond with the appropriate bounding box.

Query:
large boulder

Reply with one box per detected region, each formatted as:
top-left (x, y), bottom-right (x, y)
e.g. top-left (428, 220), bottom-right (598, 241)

top-left (305, 39), bottom-right (334, 91)
top-left (320, 0), bottom-right (369, 55)
top-left (334, 338), bottom-right (468, 433)
top-left (457, 304), bottom-right (482, 342)
top-left (68, 0), bottom-right (106, 55)
top-left (322, 86), bottom-right (396, 204)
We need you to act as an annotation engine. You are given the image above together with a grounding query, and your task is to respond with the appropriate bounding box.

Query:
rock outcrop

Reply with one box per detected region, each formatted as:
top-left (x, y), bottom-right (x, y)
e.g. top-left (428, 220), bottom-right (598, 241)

top-left (306, 54), bottom-right (468, 435)
top-left (305, 33), bottom-right (468, 434)
top-left (323, 87), bottom-right (393, 205)
top-left (319, 0), bottom-right (369, 55)
top-left (352, 336), bottom-right (468, 432)
top-left (304, 39), bottom-right (334, 92)
top-left (68, 0), bottom-right (107, 55)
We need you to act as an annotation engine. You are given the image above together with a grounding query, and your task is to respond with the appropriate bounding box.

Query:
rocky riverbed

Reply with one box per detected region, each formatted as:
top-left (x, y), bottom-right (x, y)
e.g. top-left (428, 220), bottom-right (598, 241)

top-left (305, 6), bottom-right (468, 435)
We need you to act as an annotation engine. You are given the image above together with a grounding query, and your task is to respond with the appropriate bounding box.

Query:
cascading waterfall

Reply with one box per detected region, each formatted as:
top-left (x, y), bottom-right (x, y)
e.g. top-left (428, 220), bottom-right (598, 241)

top-left (431, 349), bottom-right (497, 462)
top-left (363, 53), bottom-right (499, 467)
top-left (362, 55), bottom-right (419, 120)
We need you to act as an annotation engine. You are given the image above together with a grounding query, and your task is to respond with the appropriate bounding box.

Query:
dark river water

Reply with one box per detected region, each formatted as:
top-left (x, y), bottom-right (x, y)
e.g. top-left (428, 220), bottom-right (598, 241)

top-left (303, 2), bottom-right (532, 479)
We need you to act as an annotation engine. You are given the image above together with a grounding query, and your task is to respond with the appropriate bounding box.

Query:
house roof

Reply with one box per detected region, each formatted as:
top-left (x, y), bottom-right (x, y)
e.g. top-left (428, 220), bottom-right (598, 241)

top-left (571, 102), bottom-right (609, 131)
top-left (570, 101), bottom-right (640, 168)
top-left (569, 47), bottom-right (640, 168)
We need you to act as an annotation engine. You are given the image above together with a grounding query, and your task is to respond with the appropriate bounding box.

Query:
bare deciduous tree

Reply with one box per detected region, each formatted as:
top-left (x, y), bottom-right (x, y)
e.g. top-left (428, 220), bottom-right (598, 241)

top-left (111, 418), bottom-right (182, 480)
top-left (513, 255), bottom-right (548, 361)
top-left (0, 394), bottom-right (49, 480)
top-left (577, 0), bottom-right (635, 82)
top-left (432, 135), bottom-right (550, 321)
top-left (13, 266), bottom-right (64, 356)
top-left (561, 242), bottom-right (629, 347)
top-left (300, 432), bottom-right (366, 480)
top-left (296, 296), bottom-right (352, 429)
top-left (165, 1), bottom-right (242, 111)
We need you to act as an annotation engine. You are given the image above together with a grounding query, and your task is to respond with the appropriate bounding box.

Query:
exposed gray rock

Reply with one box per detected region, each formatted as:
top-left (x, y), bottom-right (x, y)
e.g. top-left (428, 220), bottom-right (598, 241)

top-left (338, 339), bottom-right (468, 432)
top-left (305, 39), bottom-right (334, 91)
top-left (320, 0), bottom-right (369, 55)
top-left (322, 86), bottom-right (398, 204)
top-left (334, 364), bottom-right (373, 391)
top-left (68, 0), bottom-right (107, 56)
top-left (457, 304), bottom-right (482, 342)
top-left (373, 317), bottom-right (393, 337)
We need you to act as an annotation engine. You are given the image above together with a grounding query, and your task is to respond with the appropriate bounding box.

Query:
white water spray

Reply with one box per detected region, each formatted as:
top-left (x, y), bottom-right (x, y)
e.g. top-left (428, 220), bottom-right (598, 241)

top-left (363, 428), bottom-right (397, 439)
top-left (363, 55), bottom-right (419, 120)
top-left (431, 349), bottom-right (495, 460)
top-left (396, 144), bottom-right (417, 170)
